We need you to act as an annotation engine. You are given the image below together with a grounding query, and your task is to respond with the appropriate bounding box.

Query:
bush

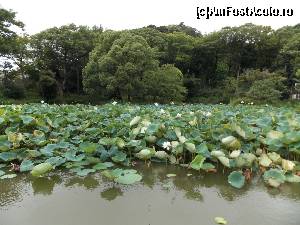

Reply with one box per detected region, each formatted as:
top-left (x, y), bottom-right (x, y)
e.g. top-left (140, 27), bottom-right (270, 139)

top-left (2, 79), bottom-right (25, 99)
top-left (39, 71), bottom-right (58, 101)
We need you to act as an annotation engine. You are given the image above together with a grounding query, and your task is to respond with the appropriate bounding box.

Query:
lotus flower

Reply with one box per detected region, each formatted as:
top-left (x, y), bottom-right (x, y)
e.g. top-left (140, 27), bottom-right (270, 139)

top-left (162, 141), bottom-right (171, 150)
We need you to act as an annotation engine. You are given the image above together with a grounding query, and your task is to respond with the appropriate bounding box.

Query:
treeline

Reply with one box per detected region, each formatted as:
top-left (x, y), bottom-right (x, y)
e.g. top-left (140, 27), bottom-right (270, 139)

top-left (1, 7), bottom-right (300, 104)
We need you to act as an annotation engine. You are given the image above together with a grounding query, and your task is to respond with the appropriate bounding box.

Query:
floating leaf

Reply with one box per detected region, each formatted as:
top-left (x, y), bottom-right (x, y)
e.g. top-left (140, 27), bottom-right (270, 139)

top-left (214, 217), bottom-right (227, 224)
top-left (285, 173), bottom-right (300, 183)
top-left (228, 171), bottom-right (245, 188)
top-left (263, 169), bottom-right (285, 188)
top-left (166, 173), bottom-right (176, 177)
top-left (0, 174), bottom-right (17, 179)
top-left (114, 173), bottom-right (142, 185)
top-left (76, 169), bottom-right (96, 176)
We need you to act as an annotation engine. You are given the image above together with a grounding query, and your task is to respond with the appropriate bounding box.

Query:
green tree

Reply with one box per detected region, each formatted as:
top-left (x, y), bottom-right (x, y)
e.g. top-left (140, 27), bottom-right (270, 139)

top-left (30, 24), bottom-right (102, 95)
top-left (0, 7), bottom-right (24, 57)
top-left (143, 64), bottom-right (186, 102)
top-left (83, 32), bottom-right (159, 101)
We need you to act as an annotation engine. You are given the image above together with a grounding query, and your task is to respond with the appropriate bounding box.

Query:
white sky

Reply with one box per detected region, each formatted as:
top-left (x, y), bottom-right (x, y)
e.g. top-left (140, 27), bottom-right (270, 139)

top-left (1, 0), bottom-right (299, 34)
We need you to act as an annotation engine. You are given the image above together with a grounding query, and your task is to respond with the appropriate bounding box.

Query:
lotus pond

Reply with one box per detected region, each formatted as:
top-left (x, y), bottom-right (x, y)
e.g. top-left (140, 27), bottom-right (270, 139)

top-left (0, 103), bottom-right (300, 224)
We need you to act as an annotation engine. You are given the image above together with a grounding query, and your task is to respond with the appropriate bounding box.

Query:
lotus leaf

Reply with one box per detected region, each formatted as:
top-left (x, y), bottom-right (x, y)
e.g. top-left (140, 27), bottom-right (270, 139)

top-left (228, 171), bottom-right (245, 188)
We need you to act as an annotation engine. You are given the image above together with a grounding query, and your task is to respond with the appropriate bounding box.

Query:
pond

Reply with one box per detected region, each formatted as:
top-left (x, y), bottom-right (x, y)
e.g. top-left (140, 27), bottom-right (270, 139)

top-left (1, 163), bottom-right (300, 225)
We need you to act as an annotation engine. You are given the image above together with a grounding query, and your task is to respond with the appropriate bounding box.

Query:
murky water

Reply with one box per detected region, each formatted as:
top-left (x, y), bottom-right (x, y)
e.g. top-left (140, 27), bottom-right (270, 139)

top-left (0, 164), bottom-right (300, 225)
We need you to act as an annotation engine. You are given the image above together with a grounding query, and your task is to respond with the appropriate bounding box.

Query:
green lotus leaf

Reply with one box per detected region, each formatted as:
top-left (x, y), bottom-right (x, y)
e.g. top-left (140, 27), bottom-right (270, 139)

top-left (20, 159), bottom-right (34, 172)
top-left (93, 162), bottom-right (112, 170)
top-left (285, 173), bottom-right (300, 183)
top-left (218, 156), bottom-right (230, 167)
top-left (0, 135), bottom-right (10, 152)
top-left (259, 154), bottom-right (272, 167)
top-left (184, 142), bottom-right (196, 153)
top-left (221, 136), bottom-right (241, 150)
top-left (40, 144), bottom-right (58, 157)
top-left (267, 130), bottom-right (284, 139)
top-left (233, 124), bottom-right (246, 139)
top-left (228, 171), bottom-right (245, 188)
top-left (190, 155), bottom-right (205, 170)
top-left (201, 163), bottom-right (215, 170)
top-left (214, 217), bottom-right (227, 224)
top-left (0, 170), bottom-right (5, 176)
top-left (211, 150), bottom-right (225, 158)
top-left (263, 169), bottom-right (285, 188)
top-left (114, 173), bottom-right (142, 185)
top-left (281, 159), bottom-right (295, 171)
top-left (195, 143), bottom-right (210, 157)
top-left (76, 169), bottom-right (96, 176)
top-left (112, 151), bottom-right (127, 162)
top-left (79, 142), bottom-right (97, 154)
top-left (20, 115), bottom-right (35, 125)
top-left (154, 151), bottom-right (168, 159)
top-left (135, 148), bottom-right (155, 160)
top-left (145, 135), bottom-right (157, 144)
top-left (45, 156), bottom-right (66, 167)
top-left (267, 152), bottom-right (282, 164)
top-left (0, 152), bottom-right (17, 161)
top-left (31, 163), bottom-right (53, 177)
top-left (0, 174), bottom-right (17, 179)
top-left (26, 150), bottom-right (42, 158)
top-left (64, 150), bottom-right (85, 162)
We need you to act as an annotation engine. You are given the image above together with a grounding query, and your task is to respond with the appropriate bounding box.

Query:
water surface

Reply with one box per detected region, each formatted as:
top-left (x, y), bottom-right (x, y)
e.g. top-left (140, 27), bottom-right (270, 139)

top-left (1, 164), bottom-right (300, 225)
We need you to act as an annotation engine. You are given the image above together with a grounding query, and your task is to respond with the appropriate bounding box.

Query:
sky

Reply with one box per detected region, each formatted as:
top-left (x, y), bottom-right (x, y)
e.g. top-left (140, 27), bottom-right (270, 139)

top-left (1, 0), bottom-right (299, 35)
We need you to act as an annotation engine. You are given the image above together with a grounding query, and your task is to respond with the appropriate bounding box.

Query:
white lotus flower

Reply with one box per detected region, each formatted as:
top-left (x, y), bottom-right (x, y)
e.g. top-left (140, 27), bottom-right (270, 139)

top-left (241, 101), bottom-right (244, 104)
top-left (265, 104), bottom-right (268, 107)
top-left (112, 101), bottom-right (117, 105)
top-left (190, 111), bottom-right (194, 115)
top-left (170, 101), bottom-right (174, 105)
top-left (154, 102), bottom-right (159, 106)
top-left (162, 141), bottom-right (171, 150)
top-left (250, 102), bottom-right (254, 105)
top-left (176, 113), bottom-right (182, 118)
top-left (160, 109), bottom-right (165, 114)
top-left (219, 102), bottom-right (223, 105)
top-left (41, 100), bottom-right (45, 104)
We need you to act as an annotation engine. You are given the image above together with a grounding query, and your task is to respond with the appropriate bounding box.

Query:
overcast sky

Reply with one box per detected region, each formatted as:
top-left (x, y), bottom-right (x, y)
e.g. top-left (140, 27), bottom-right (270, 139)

top-left (1, 0), bottom-right (299, 34)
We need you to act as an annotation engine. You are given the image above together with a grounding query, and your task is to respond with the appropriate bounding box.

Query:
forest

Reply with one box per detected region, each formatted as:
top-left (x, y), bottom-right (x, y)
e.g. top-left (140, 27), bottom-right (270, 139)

top-left (1, 7), bottom-right (300, 104)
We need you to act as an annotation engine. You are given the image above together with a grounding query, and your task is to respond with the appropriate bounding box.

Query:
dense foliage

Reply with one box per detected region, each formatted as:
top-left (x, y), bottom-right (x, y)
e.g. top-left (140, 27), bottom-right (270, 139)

top-left (0, 6), bottom-right (300, 104)
top-left (0, 103), bottom-right (300, 187)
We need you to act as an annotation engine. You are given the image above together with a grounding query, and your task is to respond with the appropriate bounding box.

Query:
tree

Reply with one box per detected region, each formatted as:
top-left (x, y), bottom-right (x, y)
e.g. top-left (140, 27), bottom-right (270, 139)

top-left (228, 69), bottom-right (286, 103)
top-left (0, 7), bottom-right (24, 57)
top-left (83, 32), bottom-right (159, 101)
top-left (143, 64), bottom-right (186, 102)
top-left (30, 24), bottom-right (102, 96)
top-left (39, 70), bottom-right (58, 101)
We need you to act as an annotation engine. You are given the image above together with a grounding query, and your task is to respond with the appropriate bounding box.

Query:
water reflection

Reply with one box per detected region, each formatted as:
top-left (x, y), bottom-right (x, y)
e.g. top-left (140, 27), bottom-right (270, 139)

top-left (30, 175), bottom-right (62, 195)
top-left (0, 163), bottom-right (299, 210)
top-left (100, 187), bottom-right (123, 201)
top-left (65, 175), bottom-right (99, 190)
